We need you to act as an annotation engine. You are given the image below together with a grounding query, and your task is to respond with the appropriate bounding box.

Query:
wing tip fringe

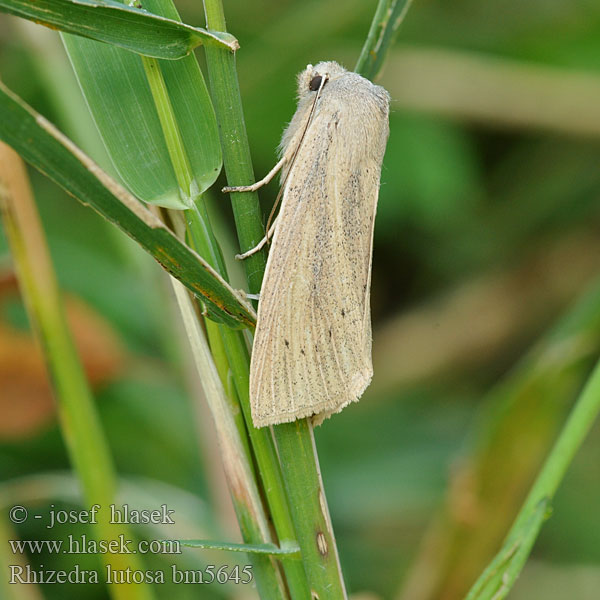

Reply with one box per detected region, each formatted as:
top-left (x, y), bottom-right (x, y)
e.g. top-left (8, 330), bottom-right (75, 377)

top-left (251, 369), bottom-right (373, 428)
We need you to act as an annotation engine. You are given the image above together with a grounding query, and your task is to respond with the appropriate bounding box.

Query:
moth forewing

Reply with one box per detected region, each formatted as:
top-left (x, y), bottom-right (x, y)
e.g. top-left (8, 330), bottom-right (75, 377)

top-left (249, 61), bottom-right (390, 428)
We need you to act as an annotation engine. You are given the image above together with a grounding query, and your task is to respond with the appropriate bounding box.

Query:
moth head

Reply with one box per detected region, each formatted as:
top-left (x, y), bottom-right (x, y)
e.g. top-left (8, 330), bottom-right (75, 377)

top-left (298, 61), bottom-right (347, 96)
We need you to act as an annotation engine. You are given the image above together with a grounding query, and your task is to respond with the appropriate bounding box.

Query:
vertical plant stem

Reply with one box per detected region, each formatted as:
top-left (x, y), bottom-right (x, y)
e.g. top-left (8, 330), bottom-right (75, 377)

top-left (158, 210), bottom-right (286, 592)
top-left (169, 280), bottom-right (287, 599)
top-left (201, 0), bottom-right (266, 296)
top-left (141, 7), bottom-right (307, 579)
top-left (218, 327), bottom-right (310, 588)
top-left (201, 1), bottom-right (356, 596)
top-left (141, 39), bottom-right (290, 595)
top-left (204, 0), bottom-right (345, 598)
top-left (141, 55), bottom-right (196, 203)
top-left (355, 0), bottom-right (414, 81)
top-left (151, 52), bottom-right (307, 586)
top-left (273, 421), bottom-right (348, 597)
top-left (201, 0), bottom-right (416, 595)
top-left (180, 201), bottom-right (310, 595)
top-left (0, 144), bottom-right (154, 600)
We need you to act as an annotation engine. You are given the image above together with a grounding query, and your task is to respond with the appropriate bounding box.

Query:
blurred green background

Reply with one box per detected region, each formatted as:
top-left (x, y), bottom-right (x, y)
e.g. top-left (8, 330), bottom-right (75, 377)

top-left (1, 0), bottom-right (600, 598)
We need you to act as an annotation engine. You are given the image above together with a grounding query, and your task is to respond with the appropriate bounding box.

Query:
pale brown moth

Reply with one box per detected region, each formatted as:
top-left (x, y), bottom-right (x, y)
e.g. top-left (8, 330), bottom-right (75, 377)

top-left (225, 61), bottom-right (390, 428)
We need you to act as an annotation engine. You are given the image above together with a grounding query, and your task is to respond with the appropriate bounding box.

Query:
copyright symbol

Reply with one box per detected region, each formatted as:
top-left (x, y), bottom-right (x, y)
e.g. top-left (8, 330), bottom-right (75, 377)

top-left (9, 506), bottom-right (27, 524)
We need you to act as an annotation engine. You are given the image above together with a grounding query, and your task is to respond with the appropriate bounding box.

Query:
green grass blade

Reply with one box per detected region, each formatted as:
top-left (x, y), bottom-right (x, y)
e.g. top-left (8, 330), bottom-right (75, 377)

top-left (201, 5), bottom-right (267, 296)
top-left (62, 0), bottom-right (222, 209)
top-left (202, 0), bottom-right (415, 595)
top-left (168, 211), bottom-right (292, 596)
top-left (181, 540), bottom-right (300, 555)
top-left (169, 279), bottom-right (287, 599)
top-left (399, 279), bottom-right (600, 599)
top-left (272, 421), bottom-right (348, 597)
top-left (201, 0), bottom-right (360, 595)
top-left (355, 0), bottom-right (414, 80)
top-left (0, 81), bottom-right (256, 329)
top-left (465, 354), bottom-right (600, 600)
top-left (465, 499), bottom-right (550, 600)
top-left (0, 145), bottom-right (155, 600)
top-left (178, 197), bottom-right (311, 595)
top-left (0, 0), bottom-right (238, 58)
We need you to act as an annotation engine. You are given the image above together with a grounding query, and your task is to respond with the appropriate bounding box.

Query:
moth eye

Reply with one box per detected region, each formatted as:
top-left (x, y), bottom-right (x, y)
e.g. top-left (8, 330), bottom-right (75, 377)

top-left (309, 75), bottom-right (323, 91)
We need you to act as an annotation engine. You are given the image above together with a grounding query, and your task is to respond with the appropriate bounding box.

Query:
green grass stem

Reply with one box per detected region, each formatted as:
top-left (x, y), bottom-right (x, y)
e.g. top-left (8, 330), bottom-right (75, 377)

top-left (355, 0), bottom-right (414, 81)
top-left (179, 201), bottom-right (310, 594)
top-left (140, 49), bottom-right (290, 592)
top-left (201, 0), bottom-right (350, 595)
top-left (168, 279), bottom-right (287, 598)
top-left (466, 356), bottom-right (600, 600)
top-left (141, 56), bottom-right (196, 205)
top-left (200, 0), bottom-right (418, 596)
top-left (0, 145), bottom-right (154, 600)
top-left (145, 40), bottom-right (308, 589)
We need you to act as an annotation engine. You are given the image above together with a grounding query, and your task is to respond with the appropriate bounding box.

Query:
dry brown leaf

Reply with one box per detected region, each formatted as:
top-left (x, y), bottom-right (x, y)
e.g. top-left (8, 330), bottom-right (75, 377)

top-left (0, 272), bottom-right (127, 439)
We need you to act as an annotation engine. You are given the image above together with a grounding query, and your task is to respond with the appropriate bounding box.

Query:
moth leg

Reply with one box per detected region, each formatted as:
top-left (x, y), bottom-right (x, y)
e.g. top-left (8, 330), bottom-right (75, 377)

top-left (236, 218), bottom-right (278, 260)
top-left (222, 157), bottom-right (285, 193)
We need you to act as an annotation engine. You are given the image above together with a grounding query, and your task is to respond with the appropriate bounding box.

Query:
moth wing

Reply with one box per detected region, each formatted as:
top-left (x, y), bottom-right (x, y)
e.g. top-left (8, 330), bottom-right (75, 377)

top-left (250, 103), bottom-right (387, 427)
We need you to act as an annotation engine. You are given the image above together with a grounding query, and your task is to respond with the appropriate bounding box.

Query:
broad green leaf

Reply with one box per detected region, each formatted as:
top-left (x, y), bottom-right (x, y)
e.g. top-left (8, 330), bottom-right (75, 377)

top-left (0, 81), bottom-right (256, 329)
top-left (0, 0), bottom-right (238, 58)
top-left (62, 0), bottom-right (222, 209)
top-left (64, 38), bottom-right (222, 208)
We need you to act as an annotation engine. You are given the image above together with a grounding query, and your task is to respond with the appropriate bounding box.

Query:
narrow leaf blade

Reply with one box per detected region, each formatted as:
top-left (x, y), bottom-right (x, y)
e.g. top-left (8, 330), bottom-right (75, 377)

top-left (0, 81), bottom-right (256, 329)
top-left (0, 0), bottom-right (238, 58)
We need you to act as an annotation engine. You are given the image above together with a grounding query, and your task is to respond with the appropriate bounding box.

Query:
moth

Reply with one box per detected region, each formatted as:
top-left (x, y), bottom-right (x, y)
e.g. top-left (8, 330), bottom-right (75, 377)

top-left (225, 61), bottom-right (390, 427)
